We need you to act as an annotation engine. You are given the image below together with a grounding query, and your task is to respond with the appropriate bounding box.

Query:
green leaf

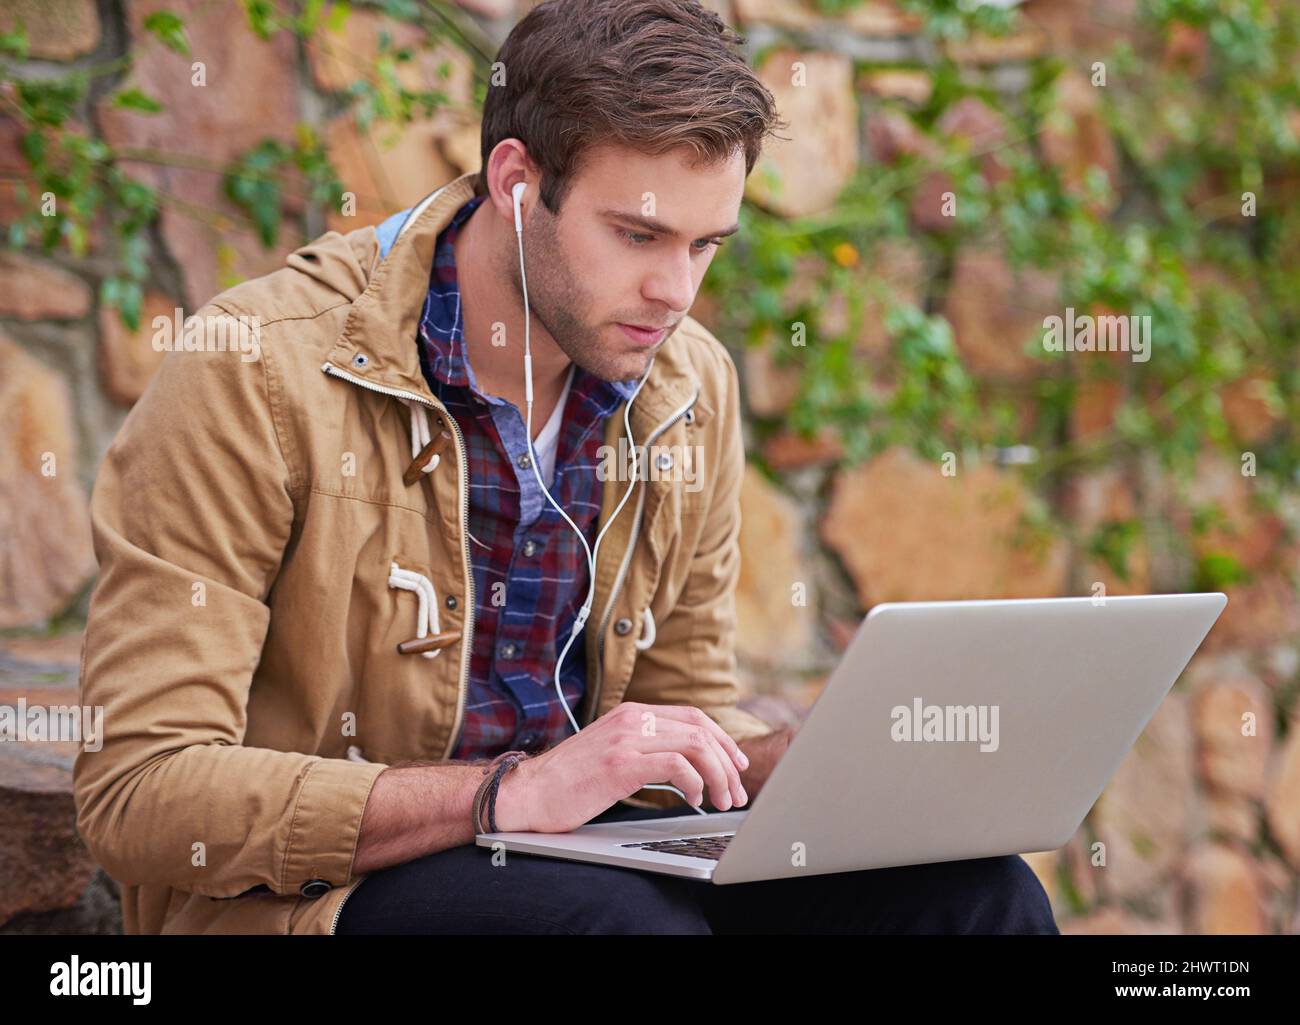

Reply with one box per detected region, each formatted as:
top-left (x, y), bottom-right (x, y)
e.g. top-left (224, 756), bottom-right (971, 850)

top-left (222, 140), bottom-right (289, 248)
top-left (241, 0), bottom-right (275, 39)
top-left (0, 24), bottom-right (29, 60)
top-left (1087, 520), bottom-right (1142, 583)
top-left (19, 129), bottom-right (46, 165)
top-left (142, 11), bottom-right (190, 56)
top-left (297, 0), bottom-right (326, 34)
top-left (111, 88), bottom-right (164, 114)
top-left (1193, 552), bottom-right (1250, 592)
top-left (380, 0), bottom-right (419, 20)
top-left (325, 0), bottom-right (352, 34)
top-left (101, 277), bottom-right (144, 333)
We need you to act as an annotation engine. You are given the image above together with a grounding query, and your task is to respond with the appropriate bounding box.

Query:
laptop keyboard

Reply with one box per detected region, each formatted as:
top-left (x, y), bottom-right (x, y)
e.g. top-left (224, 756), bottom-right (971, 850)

top-left (619, 833), bottom-right (736, 861)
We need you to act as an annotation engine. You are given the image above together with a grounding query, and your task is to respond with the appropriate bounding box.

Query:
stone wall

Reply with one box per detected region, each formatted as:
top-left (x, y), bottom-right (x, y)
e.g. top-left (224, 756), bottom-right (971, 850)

top-left (1, 0), bottom-right (1297, 934)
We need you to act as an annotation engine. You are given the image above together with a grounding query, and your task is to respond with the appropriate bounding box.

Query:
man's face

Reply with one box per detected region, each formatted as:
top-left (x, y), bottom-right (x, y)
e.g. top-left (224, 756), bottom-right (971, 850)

top-left (507, 143), bottom-right (746, 383)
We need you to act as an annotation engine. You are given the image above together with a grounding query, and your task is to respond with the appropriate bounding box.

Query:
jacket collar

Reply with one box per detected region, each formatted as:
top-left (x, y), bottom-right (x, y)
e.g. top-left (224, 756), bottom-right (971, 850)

top-left (324, 172), bottom-right (700, 436)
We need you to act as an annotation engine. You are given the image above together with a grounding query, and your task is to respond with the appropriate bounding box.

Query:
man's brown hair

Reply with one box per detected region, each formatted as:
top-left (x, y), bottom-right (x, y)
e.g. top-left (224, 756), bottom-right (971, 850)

top-left (475, 0), bottom-right (785, 212)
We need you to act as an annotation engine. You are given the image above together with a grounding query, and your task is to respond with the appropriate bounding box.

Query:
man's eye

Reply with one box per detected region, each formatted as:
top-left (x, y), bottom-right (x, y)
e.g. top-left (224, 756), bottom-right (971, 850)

top-left (616, 228), bottom-right (724, 252)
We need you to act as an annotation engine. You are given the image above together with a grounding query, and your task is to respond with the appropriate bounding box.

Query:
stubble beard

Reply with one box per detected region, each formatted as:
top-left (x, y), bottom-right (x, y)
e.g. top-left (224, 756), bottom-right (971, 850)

top-left (504, 210), bottom-right (666, 384)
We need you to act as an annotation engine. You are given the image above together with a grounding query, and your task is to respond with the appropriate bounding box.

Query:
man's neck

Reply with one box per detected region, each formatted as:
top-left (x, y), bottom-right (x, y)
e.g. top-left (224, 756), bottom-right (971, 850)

top-left (452, 197), bottom-right (571, 437)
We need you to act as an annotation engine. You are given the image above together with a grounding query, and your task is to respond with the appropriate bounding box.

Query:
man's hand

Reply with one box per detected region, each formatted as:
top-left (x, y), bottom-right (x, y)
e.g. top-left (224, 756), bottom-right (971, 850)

top-left (733, 726), bottom-right (796, 807)
top-left (492, 702), bottom-right (752, 833)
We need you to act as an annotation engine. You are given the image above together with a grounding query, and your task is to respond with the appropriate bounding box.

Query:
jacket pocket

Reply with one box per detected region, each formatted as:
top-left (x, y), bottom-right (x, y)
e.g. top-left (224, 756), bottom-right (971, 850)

top-left (214, 884), bottom-right (273, 900)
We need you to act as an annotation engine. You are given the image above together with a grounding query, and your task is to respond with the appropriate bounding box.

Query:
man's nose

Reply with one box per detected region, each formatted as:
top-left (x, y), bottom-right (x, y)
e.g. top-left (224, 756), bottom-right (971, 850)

top-left (643, 247), bottom-right (697, 316)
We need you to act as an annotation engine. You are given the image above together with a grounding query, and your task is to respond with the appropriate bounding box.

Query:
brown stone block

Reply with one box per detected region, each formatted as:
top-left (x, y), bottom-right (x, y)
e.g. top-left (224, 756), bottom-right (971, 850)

top-left (1060, 467), bottom-right (1150, 594)
top-left (0, 743), bottom-right (101, 926)
top-left (1060, 830), bottom-right (1102, 908)
top-left (1039, 69), bottom-right (1120, 214)
top-left (819, 447), bottom-right (1068, 606)
top-left (0, 332), bottom-right (96, 629)
top-left (1186, 843), bottom-right (1268, 934)
top-left (1265, 716), bottom-right (1300, 870)
top-left (747, 50), bottom-right (858, 219)
top-left (1203, 574), bottom-right (1300, 653)
top-left (1162, 21), bottom-right (1210, 78)
top-left (1088, 693), bottom-right (1195, 899)
top-left (308, 12), bottom-right (477, 143)
top-left (865, 108), bottom-right (939, 166)
top-left (324, 115), bottom-right (462, 233)
top-left (735, 466), bottom-right (816, 668)
top-left (1190, 668), bottom-right (1273, 800)
top-left (1068, 373), bottom-right (1123, 442)
top-left (734, 0), bottom-right (921, 35)
top-left (858, 68), bottom-right (932, 106)
top-left (908, 169), bottom-right (958, 234)
top-left (1182, 450), bottom-right (1286, 574)
top-left (943, 25), bottom-right (1047, 64)
top-left (761, 429), bottom-right (844, 471)
top-left (0, 0), bottom-right (100, 61)
top-left (1220, 373), bottom-right (1283, 445)
top-left (0, 110), bottom-right (27, 227)
top-left (1202, 791), bottom-right (1259, 846)
top-left (943, 247), bottom-right (1059, 380)
top-left (740, 342), bottom-right (802, 419)
top-left (1020, 0), bottom-right (1142, 57)
top-left (0, 251), bottom-right (93, 321)
top-left (97, 291), bottom-right (175, 405)
top-left (937, 95), bottom-right (1014, 188)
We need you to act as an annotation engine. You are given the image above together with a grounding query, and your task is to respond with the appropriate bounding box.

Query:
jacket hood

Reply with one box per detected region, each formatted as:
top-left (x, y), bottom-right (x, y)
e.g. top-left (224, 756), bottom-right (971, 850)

top-left (281, 221), bottom-right (378, 305)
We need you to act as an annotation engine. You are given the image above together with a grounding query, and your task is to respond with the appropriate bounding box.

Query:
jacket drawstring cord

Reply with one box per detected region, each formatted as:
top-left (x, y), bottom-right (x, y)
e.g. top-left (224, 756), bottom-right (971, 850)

top-left (388, 562), bottom-right (443, 660)
top-left (405, 400), bottom-right (440, 475)
top-left (635, 606), bottom-right (656, 652)
top-left (401, 401), bottom-right (491, 551)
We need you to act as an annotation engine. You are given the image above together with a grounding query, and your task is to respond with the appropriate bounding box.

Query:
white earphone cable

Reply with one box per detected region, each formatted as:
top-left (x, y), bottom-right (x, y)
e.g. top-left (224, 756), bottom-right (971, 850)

top-left (513, 182), bottom-right (704, 814)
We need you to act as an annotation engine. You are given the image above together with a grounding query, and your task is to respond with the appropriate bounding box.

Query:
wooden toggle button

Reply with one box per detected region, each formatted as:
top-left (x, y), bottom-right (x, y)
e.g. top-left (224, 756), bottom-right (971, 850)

top-left (402, 427), bottom-right (453, 485)
top-left (396, 630), bottom-right (462, 655)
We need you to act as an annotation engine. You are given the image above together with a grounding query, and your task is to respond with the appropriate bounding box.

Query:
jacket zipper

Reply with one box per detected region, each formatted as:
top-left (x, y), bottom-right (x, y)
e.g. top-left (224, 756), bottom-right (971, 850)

top-left (321, 360), bottom-right (477, 935)
top-left (585, 387), bottom-right (700, 726)
top-left (329, 876), bottom-right (359, 935)
top-left (438, 409), bottom-right (475, 756)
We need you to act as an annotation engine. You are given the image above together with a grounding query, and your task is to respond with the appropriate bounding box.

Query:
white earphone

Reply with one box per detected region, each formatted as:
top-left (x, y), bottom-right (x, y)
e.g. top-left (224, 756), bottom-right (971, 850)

top-left (511, 180), bottom-right (703, 813)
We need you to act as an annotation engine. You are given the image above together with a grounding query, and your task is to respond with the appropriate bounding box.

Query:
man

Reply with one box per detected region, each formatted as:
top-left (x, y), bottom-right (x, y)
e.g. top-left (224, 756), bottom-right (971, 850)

top-left (73, 0), bottom-right (1058, 934)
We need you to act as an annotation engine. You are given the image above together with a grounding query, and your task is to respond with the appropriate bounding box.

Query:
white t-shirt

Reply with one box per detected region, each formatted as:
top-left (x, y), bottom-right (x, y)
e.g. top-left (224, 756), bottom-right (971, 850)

top-left (531, 364), bottom-right (574, 488)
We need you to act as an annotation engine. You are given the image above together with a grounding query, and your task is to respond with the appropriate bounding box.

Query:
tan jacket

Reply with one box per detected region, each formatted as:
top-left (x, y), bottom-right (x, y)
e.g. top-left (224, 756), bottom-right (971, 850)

top-left (72, 171), bottom-right (773, 935)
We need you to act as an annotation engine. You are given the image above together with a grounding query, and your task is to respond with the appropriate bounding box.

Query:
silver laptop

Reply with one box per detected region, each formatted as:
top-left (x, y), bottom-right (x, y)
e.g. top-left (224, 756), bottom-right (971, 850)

top-left (476, 593), bottom-right (1226, 884)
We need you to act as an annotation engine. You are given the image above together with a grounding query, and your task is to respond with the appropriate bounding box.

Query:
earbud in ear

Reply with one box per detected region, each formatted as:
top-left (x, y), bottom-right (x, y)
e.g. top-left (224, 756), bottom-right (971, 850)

top-left (512, 182), bottom-right (527, 232)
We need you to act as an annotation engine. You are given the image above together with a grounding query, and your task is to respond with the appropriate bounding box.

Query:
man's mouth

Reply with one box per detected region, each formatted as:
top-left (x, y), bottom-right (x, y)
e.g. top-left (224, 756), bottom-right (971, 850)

top-left (616, 323), bottom-right (668, 346)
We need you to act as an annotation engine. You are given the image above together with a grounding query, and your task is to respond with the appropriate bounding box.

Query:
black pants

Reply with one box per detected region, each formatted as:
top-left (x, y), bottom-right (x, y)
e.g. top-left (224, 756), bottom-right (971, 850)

top-left (336, 802), bottom-right (1060, 935)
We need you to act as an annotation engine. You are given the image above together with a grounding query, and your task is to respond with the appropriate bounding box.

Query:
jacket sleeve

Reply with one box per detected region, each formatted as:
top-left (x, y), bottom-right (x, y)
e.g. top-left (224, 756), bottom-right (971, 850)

top-left (620, 344), bottom-right (774, 811)
top-left (72, 304), bottom-right (388, 899)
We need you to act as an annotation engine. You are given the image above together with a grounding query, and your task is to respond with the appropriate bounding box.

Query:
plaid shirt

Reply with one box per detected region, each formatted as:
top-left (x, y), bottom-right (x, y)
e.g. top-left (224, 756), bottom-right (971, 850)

top-left (416, 193), bottom-right (639, 761)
